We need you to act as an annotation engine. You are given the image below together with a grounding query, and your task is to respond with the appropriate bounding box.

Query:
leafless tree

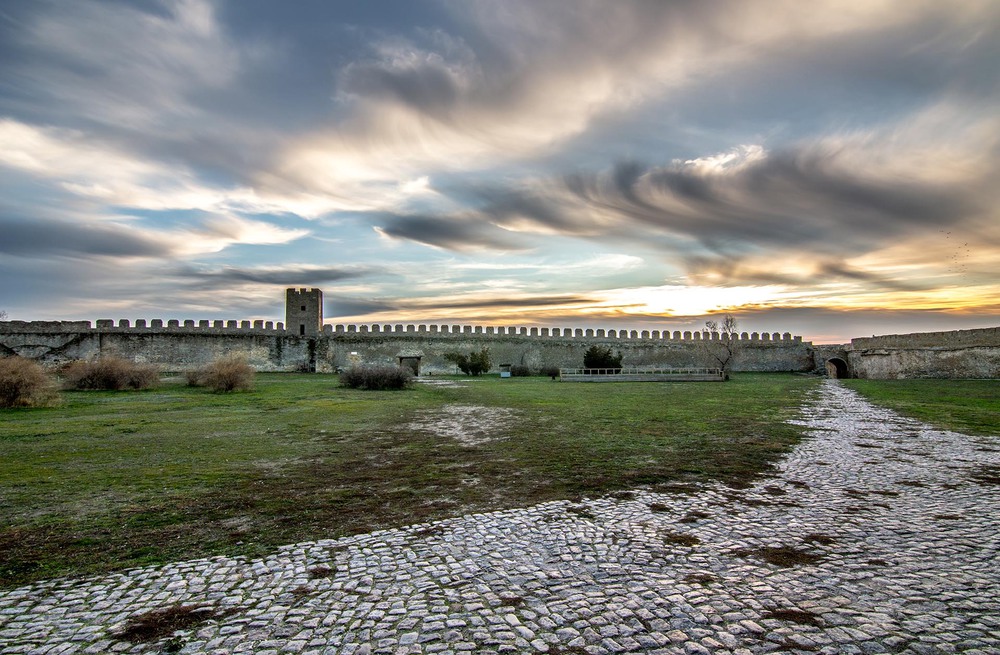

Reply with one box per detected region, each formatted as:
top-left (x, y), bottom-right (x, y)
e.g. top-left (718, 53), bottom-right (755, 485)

top-left (0, 310), bottom-right (7, 320)
top-left (700, 313), bottom-right (741, 379)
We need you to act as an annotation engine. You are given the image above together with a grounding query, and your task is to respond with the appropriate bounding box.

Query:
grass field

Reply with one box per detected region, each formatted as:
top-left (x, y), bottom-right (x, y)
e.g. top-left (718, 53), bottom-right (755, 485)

top-left (841, 378), bottom-right (1000, 437)
top-left (0, 373), bottom-right (818, 587)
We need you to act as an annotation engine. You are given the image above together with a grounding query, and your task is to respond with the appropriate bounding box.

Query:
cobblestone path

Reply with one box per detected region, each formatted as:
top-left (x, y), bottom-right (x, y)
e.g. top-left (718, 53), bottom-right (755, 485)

top-left (2, 381), bottom-right (999, 654)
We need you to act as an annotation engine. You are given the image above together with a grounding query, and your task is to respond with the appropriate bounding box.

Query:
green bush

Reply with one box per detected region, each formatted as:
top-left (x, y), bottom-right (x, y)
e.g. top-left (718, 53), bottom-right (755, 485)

top-left (0, 356), bottom-right (57, 407)
top-left (340, 365), bottom-right (413, 390)
top-left (583, 345), bottom-right (623, 371)
top-left (62, 357), bottom-right (160, 391)
top-left (189, 354), bottom-right (255, 392)
top-left (444, 348), bottom-right (492, 376)
top-left (509, 365), bottom-right (532, 377)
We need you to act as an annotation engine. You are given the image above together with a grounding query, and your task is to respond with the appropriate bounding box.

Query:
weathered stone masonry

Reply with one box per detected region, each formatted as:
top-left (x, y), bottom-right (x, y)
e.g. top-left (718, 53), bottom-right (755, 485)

top-left (848, 326), bottom-right (1000, 379)
top-left (1, 288), bottom-right (996, 378)
top-left (0, 319), bottom-right (812, 374)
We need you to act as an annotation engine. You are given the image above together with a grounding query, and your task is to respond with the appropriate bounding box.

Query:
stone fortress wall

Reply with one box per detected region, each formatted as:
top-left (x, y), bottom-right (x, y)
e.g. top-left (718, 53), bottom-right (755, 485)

top-left (848, 327), bottom-right (1000, 379)
top-left (0, 288), bottom-right (996, 378)
top-left (0, 316), bottom-right (813, 374)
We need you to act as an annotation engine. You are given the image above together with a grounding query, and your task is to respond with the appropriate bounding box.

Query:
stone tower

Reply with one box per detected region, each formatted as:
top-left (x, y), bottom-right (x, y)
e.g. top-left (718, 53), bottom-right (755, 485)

top-left (285, 288), bottom-right (323, 336)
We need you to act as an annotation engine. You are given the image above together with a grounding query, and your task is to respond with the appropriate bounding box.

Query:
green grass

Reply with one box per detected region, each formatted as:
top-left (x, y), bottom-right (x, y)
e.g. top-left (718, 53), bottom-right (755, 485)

top-left (841, 379), bottom-right (1000, 436)
top-left (0, 373), bottom-right (818, 587)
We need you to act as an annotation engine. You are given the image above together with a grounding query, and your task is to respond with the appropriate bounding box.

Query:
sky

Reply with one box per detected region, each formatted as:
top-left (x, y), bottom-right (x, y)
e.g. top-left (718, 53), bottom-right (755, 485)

top-left (1, 0), bottom-right (998, 344)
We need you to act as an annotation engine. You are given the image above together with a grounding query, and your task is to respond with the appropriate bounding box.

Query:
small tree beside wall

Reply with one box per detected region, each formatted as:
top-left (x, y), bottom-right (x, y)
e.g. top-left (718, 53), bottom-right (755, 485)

top-left (699, 314), bottom-right (741, 380)
top-left (444, 348), bottom-right (492, 376)
top-left (583, 345), bottom-right (623, 373)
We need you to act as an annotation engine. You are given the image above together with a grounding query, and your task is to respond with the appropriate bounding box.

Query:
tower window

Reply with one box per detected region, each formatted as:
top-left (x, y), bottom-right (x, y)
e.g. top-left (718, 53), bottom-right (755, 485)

top-left (301, 305), bottom-right (306, 311)
top-left (300, 324), bottom-right (305, 335)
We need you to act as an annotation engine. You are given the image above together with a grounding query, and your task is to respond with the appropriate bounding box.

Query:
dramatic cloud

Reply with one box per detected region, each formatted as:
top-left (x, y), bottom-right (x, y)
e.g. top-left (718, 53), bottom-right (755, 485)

top-left (413, 294), bottom-right (597, 311)
top-left (1, 0), bottom-right (997, 341)
top-left (0, 214), bottom-right (169, 259)
top-left (373, 213), bottom-right (530, 252)
top-left (3, 0), bottom-right (257, 129)
top-left (457, 107), bottom-right (1000, 286)
top-left (185, 265), bottom-right (370, 286)
top-left (0, 205), bottom-right (306, 261)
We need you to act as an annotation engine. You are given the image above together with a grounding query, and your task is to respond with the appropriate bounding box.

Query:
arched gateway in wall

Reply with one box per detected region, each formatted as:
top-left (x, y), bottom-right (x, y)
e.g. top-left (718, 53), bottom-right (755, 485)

top-left (825, 358), bottom-right (849, 378)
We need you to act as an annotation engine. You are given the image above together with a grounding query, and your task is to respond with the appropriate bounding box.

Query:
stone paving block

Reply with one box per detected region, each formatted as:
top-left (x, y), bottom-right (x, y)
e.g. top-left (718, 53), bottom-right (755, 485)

top-left (1, 383), bottom-right (999, 654)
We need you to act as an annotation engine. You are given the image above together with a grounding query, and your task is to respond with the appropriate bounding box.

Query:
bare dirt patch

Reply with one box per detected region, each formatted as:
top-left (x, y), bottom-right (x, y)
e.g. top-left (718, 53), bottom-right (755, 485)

top-left (970, 465), bottom-right (1000, 486)
top-left (414, 379), bottom-right (469, 389)
top-left (308, 565), bottom-right (334, 578)
top-left (114, 603), bottom-right (236, 644)
top-left (404, 404), bottom-right (520, 446)
top-left (763, 608), bottom-right (823, 626)
top-left (682, 572), bottom-right (717, 585)
top-left (662, 531), bottom-right (700, 547)
top-left (678, 510), bottom-right (711, 523)
top-left (736, 545), bottom-right (824, 567)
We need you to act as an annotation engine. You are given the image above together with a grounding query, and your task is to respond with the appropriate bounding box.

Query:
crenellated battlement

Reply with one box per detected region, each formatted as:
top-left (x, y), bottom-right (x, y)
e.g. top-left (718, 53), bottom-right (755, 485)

top-left (0, 319), bottom-right (804, 342)
top-left (0, 319), bottom-right (285, 334)
top-left (323, 323), bottom-right (802, 343)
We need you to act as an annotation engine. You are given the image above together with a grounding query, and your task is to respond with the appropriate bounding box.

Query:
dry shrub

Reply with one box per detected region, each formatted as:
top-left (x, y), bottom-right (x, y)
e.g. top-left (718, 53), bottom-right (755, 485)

top-left (193, 354), bottom-right (255, 392)
top-left (184, 368), bottom-right (202, 387)
top-left (540, 366), bottom-right (561, 380)
top-left (340, 365), bottom-right (412, 390)
top-left (62, 357), bottom-right (159, 391)
top-left (0, 356), bottom-right (57, 408)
